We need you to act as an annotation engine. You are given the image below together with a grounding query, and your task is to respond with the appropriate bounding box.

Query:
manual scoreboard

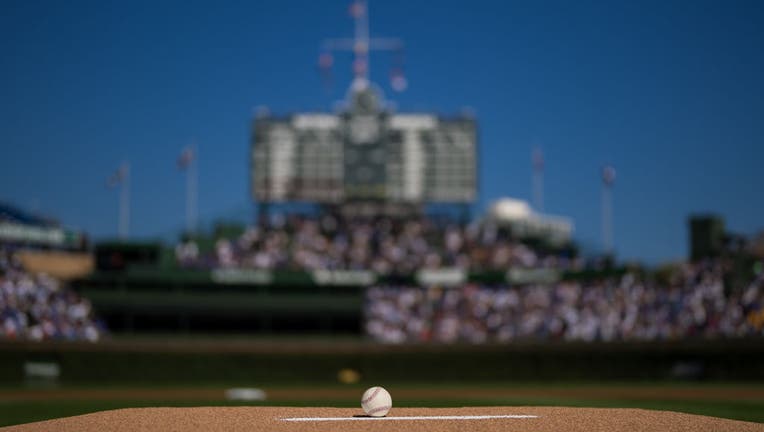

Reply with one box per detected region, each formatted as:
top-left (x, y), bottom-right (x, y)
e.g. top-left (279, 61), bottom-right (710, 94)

top-left (251, 87), bottom-right (477, 204)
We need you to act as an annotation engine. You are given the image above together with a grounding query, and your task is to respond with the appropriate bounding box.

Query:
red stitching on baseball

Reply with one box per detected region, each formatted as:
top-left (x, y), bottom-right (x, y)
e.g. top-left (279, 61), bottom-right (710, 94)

top-left (367, 405), bottom-right (391, 415)
top-left (362, 387), bottom-right (381, 404)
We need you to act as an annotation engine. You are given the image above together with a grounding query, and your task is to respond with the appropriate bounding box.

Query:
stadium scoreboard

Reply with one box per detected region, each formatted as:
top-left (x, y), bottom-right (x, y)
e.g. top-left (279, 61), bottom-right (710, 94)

top-left (251, 88), bottom-right (477, 204)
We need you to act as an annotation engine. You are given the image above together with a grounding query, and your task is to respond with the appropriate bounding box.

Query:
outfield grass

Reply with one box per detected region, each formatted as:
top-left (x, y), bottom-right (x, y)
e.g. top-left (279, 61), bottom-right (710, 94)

top-left (1, 382), bottom-right (764, 427)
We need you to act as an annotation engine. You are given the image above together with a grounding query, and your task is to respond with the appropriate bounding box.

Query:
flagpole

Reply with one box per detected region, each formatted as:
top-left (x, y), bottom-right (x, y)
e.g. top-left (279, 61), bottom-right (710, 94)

top-left (602, 183), bottom-right (611, 254)
top-left (186, 144), bottom-right (198, 234)
top-left (601, 166), bottom-right (615, 256)
top-left (119, 161), bottom-right (130, 239)
top-left (532, 147), bottom-right (544, 212)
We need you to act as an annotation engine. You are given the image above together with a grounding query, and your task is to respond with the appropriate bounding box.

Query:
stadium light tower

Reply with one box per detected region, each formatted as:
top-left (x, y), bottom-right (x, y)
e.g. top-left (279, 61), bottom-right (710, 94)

top-left (319, 0), bottom-right (406, 93)
top-left (532, 147), bottom-right (544, 212)
top-left (601, 165), bottom-right (616, 255)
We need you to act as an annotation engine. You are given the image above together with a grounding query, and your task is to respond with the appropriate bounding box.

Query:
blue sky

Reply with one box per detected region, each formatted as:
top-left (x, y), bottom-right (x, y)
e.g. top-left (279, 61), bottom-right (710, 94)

top-left (1, 0), bottom-right (763, 264)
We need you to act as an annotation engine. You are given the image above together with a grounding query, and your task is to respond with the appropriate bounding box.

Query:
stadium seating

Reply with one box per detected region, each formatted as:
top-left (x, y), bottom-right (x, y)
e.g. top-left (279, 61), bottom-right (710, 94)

top-left (176, 214), bottom-right (579, 273)
top-left (364, 260), bottom-right (764, 343)
top-left (0, 247), bottom-right (105, 342)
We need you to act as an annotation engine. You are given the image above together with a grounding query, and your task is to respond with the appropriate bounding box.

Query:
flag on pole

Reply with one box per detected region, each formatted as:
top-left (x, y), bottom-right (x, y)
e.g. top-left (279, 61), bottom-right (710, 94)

top-left (107, 165), bottom-right (127, 188)
top-left (389, 48), bottom-right (407, 92)
top-left (532, 148), bottom-right (544, 171)
top-left (318, 52), bottom-right (333, 69)
top-left (353, 58), bottom-right (368, 76)
top-left (602, 165), bottom-right (616, 186)
top-left (349, 1), bottom-right (365, 18)
top-left (178, 146), bottom-right (195, 170)
top-left (389, 68), bottom-right (407, 92)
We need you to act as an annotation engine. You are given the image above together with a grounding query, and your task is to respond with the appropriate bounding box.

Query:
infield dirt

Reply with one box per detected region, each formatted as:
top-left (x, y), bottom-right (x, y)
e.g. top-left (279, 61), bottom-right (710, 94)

top-left (2, 406), bottom-right (763, 432)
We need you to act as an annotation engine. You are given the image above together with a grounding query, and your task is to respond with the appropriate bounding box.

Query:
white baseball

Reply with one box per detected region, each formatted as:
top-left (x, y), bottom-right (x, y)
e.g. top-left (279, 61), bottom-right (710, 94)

top-left (361, 386), bottom-right (392, 417)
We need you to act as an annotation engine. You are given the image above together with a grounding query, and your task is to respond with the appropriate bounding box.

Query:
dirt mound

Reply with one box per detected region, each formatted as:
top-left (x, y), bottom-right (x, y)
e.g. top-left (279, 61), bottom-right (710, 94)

top-left (2, 406), bottom-right (762, 432)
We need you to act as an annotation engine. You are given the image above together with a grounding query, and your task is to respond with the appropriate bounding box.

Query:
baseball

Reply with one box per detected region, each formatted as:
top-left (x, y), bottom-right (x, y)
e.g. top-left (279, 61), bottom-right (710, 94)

top-left (361, 386), bottom-right (392, 417)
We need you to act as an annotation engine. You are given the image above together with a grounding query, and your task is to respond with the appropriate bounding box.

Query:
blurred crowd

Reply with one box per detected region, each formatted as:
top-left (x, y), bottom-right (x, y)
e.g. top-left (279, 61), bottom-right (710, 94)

top-left (176, 214), bottom-right (579, 273)
top-left (365, 260), bottom-right (764, 343)
top-left (0, 249), bottom-right (104, 342)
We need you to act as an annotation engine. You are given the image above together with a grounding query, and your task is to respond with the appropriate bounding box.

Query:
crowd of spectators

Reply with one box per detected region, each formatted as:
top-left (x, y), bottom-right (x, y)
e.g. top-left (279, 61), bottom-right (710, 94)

top-left (0, 249), bottom-right (104, 342)
top-left (365, 260), bottom-right (764, 343)
top-left (177, 213), bottom-right (580, 273)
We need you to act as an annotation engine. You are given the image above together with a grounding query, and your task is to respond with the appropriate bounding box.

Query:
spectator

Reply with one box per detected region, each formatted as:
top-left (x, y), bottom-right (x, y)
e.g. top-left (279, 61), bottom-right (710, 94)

top-left (177, 213), bottom-right (580, 273)
top-left (364, 260), bottom-right (764, 343)
top-left (0, 248), bottom-right (105, 342)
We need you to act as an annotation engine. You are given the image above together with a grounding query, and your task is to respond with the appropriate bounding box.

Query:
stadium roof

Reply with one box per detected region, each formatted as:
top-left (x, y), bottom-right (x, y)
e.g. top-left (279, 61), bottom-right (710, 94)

top-left (0, 202), bottom-right (56, 227)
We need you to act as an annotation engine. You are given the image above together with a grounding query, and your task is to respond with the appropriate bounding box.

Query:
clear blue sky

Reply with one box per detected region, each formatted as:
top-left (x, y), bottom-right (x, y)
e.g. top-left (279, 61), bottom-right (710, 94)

top-left (1, 0), bottom-right (763, 264)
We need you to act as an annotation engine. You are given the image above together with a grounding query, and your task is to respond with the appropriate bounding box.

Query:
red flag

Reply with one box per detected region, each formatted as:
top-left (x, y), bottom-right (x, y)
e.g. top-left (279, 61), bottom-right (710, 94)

top-left (178, 147), bottom-right (195, 170)
top-left (349, 1), bottom-right (365, 18)
top-left (318, 52), bottom-right (333, 69)
top-left (602, 165), bottom-right (616, 186)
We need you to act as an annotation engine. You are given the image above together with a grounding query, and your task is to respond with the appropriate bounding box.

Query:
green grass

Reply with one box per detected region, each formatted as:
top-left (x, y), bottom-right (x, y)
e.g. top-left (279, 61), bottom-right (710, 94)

top-left (1, 383), bottom-right (764, 427)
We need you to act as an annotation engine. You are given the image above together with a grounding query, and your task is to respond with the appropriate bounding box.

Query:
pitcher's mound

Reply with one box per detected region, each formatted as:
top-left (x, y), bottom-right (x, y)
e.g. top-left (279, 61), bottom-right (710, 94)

top-left (2, 406), bottom-right (763, 432)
